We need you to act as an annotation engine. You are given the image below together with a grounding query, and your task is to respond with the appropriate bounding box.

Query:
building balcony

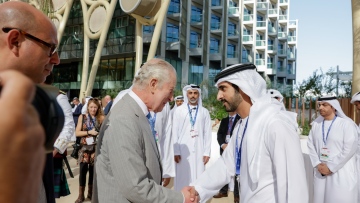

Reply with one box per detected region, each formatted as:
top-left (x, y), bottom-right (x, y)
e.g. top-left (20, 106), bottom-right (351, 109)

top-left (278, 32), bottom-right (287, 40)
top-left (267, 44), bottom-right (276, 52)
top-left (211, 22), bottom-right (221, 30)
top-left (256, 21), bottom-right (266, 29)
top-left (165, 41), bottom-right (180, 50)
top-left (242, 55), bottom-right (253, 63)
top-left (288, 36), bottom-right (297, 44)
top-left (268, 9), bottom-right (277, 16)
top-left (209, 52), bottom-right (222, 61)
top-left (267, 63), bottom-right (276, 75)
top-left (256, 58), bottom-right (265, 66)
top-left (228, 30), bottom-right (240, 40)
top-left (243, 35), bottom-right (253, 44)
top-left (288, 52), bottom-right (295, 60)
top-left (243, 14), bottom-right (254, 22)
top-left (257, 2), bottom-right (267, 10)
top-left (280, 0), bottom-right (288, 4)
top-left (278, 49), bottom-right (287, 57)
top-left (211, 0), bottom-right (221, 6)
top-left (244, 0), bottom-right (254, 3)
top-left (256, 40), bottom-right (265, 47)
top-left (268, 26), bottom-right (277, 35)
top-left (279, 15), bottom-right (287, 21)
top-left (289, 20), bottom-right (297, 28)
top-left (228, 7), bottom-right (240, 17)
top-left (191, 14), bottom-right (203, 28)
top-left (277, 66), bottom-right (286, 77)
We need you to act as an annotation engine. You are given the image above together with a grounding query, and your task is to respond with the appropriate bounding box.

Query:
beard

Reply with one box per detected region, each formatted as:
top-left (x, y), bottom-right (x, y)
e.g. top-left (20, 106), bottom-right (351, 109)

top-left (189, 98), bottom-right (198, 104)
top-left (222, 91), bottom-right (243, 112)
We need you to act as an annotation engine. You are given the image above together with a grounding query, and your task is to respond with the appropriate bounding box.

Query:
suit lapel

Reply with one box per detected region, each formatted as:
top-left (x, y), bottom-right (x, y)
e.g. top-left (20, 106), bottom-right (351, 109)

top-left (123, 94), bottom-right (161, 161)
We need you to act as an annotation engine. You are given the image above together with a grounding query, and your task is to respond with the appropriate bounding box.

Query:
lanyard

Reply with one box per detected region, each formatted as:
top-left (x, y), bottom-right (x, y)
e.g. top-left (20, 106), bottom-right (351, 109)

top-left (227, 116), bottom-right (234, 134)
top-left (235, 117), bottom-right (249, 175)
top-left (322, 115), bottom-right (337, 145)
top-left (187, 104), bottom-right (198, 129)
top-left (86, 114), bottom-right (96, 130)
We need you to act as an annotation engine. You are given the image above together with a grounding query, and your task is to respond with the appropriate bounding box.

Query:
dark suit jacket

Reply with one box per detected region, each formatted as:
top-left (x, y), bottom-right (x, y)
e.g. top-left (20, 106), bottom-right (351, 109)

top-left (103, 100), bottom-right (112, 115)
top-left (42, 153), bottom-right (55, 203)
top-left (217, 114), bottom-right (240, 155)
top-left (72, 103), bottom-right (83, 127)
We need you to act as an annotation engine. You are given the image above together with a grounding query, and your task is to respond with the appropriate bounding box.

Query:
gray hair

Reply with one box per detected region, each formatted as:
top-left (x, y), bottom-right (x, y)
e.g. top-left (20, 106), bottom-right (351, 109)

top-left (133, 59), bottom-right (176, 90)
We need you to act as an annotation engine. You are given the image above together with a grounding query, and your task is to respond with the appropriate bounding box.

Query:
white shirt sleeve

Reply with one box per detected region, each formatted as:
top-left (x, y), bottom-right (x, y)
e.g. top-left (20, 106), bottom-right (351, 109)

top-left (54, 94), bottom-right (76, 154)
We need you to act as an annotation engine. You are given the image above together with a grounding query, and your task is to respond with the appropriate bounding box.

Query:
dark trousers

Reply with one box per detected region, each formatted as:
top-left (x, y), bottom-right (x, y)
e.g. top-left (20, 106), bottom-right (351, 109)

top-left (79, 162), bottom-right (94, 186)
top-left (219, 176), bottom-right (239, 197)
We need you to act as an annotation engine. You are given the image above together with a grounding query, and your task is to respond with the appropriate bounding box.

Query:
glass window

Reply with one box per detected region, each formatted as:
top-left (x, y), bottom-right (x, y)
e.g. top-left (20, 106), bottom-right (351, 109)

top-left (228, 22), bottom-right (236, 36)
top-left (211, 0), bottom-right (221, 6)
top-left (211, 14), bottom-right (221, 30)
top-left (144, 26), bottom-right (154, 34)
top-left (229, 1), bottom-right (237, 7)
top-left (227, 44), bottom-right (236, 58)
top-left (210, 37), bottom-right (220, 53)
top-left (191, 5), bottom-right (202, 23)
top-left (166, 23), bottom-right (179, 42)
top-left (190, 31), bottom-right (201, 48)
top-left (188, 64), bottom-right (203, 85)
top-left (168, 0), bottom-right (180, 14)
top-left (242, 48), bottom-right (250, 62)
top-left (244, 7), bottom-right (251, 15)
top-left (257, 15), bottom-right (263, 21)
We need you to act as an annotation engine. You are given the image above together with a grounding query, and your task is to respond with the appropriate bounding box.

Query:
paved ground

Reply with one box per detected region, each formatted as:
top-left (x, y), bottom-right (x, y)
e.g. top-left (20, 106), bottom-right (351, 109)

top-left (56, 129), bottom-right (237, 203)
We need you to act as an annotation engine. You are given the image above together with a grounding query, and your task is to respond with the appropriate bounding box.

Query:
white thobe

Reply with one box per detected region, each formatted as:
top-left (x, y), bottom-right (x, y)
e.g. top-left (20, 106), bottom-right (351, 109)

top-left (191, 111), bottom-right (308, 203)
top-left (308, 117), bottom-right (358, 203)
top-left (172, 104), bottom-right (212, 191)
top-left (153, 103), bottom-right (175, 178)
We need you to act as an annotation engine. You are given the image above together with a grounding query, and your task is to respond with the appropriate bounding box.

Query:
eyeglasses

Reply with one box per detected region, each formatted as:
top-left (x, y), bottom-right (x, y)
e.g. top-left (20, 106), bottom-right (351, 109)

top-left (2, 27), bottom-right (57, 57)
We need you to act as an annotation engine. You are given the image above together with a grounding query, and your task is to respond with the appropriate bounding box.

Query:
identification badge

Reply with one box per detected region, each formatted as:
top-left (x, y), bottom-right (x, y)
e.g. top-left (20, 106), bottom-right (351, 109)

top-left (86, 137), bottom-right (95, 145)
top-left (225, 135), bottom-right (231, 143)
top-left (190, 130), bottom-right (198, 138)
top-left (320, 147), bottom-right (330, 161)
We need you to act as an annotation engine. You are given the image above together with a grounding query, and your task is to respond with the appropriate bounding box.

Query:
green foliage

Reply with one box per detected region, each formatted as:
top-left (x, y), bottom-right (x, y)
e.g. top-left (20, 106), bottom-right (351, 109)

top-left (100, 88), bottom-right (123, 99)
top-left (202, 93), bottom-right (228, 120)
top-left (299, 118), bottom-right (311, 136)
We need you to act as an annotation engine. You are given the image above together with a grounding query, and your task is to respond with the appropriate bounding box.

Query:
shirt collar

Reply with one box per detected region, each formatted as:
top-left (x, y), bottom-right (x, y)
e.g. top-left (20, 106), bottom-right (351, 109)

top-left (128, 90), bottom-right (149, 116)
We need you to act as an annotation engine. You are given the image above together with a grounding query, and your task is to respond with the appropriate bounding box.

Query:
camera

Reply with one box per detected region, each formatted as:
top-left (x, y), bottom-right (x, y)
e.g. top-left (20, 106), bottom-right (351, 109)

top-left (32, 85), bottom-right (65, 153)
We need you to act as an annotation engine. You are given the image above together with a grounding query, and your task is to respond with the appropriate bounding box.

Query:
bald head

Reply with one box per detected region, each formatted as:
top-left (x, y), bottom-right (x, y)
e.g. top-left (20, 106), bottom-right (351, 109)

top-left (0, 1), bottom-right (53, 34)
top-left (0, 1), bottom-right (59, 84)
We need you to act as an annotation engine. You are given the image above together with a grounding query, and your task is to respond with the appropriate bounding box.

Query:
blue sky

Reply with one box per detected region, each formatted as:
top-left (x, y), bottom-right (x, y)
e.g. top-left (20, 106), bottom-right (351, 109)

top-left (289, 0), bottom-right (352, 83)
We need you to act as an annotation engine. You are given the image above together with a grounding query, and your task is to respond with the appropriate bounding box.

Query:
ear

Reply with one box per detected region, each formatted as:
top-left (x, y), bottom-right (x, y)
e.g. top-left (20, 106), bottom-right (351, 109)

top-left (6, 30), bottom-right (21, 56)
top-left (149, 78), bottom-right (158, 93)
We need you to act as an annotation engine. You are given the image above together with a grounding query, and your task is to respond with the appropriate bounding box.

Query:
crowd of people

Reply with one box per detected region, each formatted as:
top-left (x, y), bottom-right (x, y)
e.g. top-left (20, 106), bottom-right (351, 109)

top-left (2, 1), bottom-right (360, 203)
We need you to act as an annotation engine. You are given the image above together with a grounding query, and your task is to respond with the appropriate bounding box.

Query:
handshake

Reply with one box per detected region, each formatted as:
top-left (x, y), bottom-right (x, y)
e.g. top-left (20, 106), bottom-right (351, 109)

top-left (181, 186), bottom-right (200, 203)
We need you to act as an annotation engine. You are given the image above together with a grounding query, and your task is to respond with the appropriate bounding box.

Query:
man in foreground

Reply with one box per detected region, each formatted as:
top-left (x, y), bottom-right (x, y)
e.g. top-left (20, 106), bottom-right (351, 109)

top-left (0, 1), bottom-right (60, 202)
top-left (190, 63), bottom-right (308, 203)
top-left (93, 58), bottom-right (198, 203)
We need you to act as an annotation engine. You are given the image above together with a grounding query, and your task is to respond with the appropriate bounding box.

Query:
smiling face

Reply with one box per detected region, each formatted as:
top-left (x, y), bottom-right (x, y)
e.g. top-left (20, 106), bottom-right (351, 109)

top-left (151, 72), bottom-right (176, 113)
top-left (354, 101), bottom-right (360, 111)
top-left (87, 100), bottom-right (100, 116)
top-left (217, 81), bottom-right (243, 112)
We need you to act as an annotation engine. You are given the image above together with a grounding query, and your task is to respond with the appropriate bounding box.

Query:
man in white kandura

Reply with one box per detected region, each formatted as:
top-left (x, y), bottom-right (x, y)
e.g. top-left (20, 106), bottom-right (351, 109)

top-left (190, 63), bottom-right (308, 203)
top-left (308, 95), bottom-right (358, 203)
top-left (172, 84), bottom-right (212, 191)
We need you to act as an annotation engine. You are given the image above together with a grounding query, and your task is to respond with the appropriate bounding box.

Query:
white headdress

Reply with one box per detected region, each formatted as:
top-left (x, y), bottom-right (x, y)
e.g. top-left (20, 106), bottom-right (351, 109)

top-left (215, 64), bottom-right (278, 184)
top-left (351, 92), bottom-right (360, 104)
top-left (182, 84), bottom-right (202, 106)
top-left (267, 89), bottom-right (285, 110)
top-left (314, 95), bottom-right (353, 123)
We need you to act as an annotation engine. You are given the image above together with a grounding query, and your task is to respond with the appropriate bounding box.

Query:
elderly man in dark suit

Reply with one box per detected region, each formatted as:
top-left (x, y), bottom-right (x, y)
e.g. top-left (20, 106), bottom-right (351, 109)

top-left (213, 112), bottom-right (240, 202)
top-left (92, 58), bottom-right (198, 203)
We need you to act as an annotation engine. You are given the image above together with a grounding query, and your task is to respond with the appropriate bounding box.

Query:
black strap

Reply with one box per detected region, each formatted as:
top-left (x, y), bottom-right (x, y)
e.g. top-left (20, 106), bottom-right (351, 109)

top-left (214, 63), bottom-right (256, 83)
top-left (318, 96), bottom-right (337, 101)
top-left (61, 154), bottom-right (74, 178)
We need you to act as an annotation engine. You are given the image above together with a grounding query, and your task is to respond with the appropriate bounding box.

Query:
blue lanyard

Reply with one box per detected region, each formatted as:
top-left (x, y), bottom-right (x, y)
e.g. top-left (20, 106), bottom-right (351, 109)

top-left (235, 117), bottom-right (249, 175)
top-left (187, 104), bottom-right (198, 129)
top-left (322, 115), bottom-right (337, 145)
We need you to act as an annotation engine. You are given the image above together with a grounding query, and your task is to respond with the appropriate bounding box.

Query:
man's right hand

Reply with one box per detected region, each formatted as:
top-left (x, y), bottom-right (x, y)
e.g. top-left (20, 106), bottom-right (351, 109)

top-left (0, 70), bottom-right (45, 203)
top-left (175, 155), bottom-right (181, 163)
top-left (181, 186), bottom-right (199, 203)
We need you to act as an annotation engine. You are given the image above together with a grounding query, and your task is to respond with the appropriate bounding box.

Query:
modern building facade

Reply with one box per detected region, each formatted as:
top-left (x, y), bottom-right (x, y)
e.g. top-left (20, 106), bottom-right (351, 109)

top-left (52, 0), bottom-right (298, 97)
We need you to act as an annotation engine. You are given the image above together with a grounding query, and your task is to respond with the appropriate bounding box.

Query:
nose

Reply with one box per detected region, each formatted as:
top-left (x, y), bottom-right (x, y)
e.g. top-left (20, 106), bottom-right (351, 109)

top-left (217, 91), bottom-right (223, 101)
top-left (50, 52), bottom-right (60, 65)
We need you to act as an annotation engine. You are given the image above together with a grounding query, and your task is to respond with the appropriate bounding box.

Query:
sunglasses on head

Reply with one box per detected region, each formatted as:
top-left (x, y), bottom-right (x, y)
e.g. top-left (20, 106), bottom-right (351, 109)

top-left (2, 27), bottom-right (57, 57)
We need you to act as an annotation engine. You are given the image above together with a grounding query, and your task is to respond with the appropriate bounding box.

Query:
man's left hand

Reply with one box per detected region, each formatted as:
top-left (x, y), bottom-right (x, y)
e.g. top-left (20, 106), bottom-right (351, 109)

top-left (203, 156), bottom-right (210, 165)
top-left (162, 178), bottom-right (170, 187)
